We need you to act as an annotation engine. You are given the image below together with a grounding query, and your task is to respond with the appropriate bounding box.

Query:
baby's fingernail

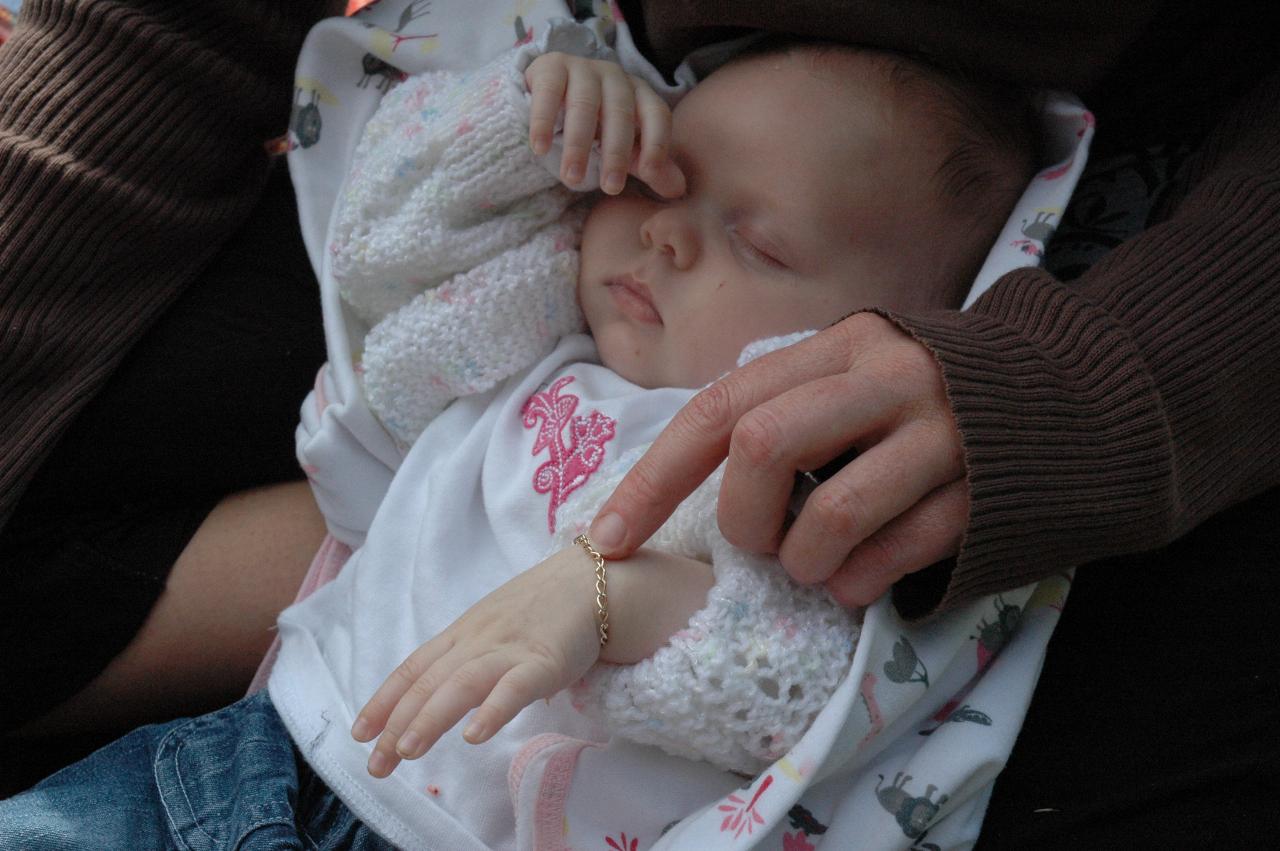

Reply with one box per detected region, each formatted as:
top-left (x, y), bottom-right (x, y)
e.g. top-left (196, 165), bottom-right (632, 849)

top-left (564, 162), bottom-right (584, 185)
top-left (396, 731), bottom-right (423, 757)
top-left (532, 136), bottom-right (549, 156)
top-left (368, 751), bottom-right (391, 777)
top-left (602, 170), bottom-right (624, 194)
top-left (463, 720), bottom-right (485, 742)
top-left (351, 716), bottom-right (373, 741)
top-left (590, 513), bottom-right (625, 551)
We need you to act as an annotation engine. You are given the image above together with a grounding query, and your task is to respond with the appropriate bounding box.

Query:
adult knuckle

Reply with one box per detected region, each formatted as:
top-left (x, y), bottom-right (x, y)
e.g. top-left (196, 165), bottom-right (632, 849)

top-left (685, 382), bottom-right (737, 436)
top-left (831, 311), bottom-right (878, 344)
top-left (730, 408), bottom-right (786, 468)
top-left (857, 532), bottom-right (904, 580)
top-left (809, 485), bottom-right (866, 541)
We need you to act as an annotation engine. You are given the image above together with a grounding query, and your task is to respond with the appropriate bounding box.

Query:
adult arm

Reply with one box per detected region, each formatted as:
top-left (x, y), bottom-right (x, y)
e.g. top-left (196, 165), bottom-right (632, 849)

top-left (0, 0), bottom-right (341, 533)
top-left (882, 66), bottom-right (1280, 614)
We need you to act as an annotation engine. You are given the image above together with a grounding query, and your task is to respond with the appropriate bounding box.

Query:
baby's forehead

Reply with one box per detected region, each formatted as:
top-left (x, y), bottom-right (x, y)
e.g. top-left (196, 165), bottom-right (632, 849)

top-left (673, 52), bottom-right (943, 198)
top-left (695, 46), bottom-right (900, 107)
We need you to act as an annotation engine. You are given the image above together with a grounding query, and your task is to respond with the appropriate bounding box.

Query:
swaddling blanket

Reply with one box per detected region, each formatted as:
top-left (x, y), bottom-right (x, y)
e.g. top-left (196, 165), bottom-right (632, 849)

top-left (282, 2), bottom-right (1094, 848)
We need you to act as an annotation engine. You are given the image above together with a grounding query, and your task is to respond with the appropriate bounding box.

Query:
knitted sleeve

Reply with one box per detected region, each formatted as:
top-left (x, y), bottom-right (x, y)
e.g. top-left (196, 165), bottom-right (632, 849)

top-left (553, 450), bottom-right (860, 775)
top-left (886, 68), bottom-right (1280, 617)
top-left (0, 0), bottom-right (340, 532)
top-left (330, 47), bottom-right (591, 444)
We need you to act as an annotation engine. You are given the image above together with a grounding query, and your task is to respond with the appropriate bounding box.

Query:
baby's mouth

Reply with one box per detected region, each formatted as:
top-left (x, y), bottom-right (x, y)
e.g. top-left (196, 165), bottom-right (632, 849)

top-left (605, 274), bottom-right (663, 325)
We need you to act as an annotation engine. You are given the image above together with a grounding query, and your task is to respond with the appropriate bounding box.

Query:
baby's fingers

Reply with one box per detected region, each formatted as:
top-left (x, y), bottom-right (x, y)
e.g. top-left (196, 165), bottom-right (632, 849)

top-left (598, 70), bottom-right (636, 195)
top-left (526, 59), bottom-right (568, 157)
top-left (352, 634), bottom-right (456, 744)
top-left (463, 660), bottom-right (560, 744)
top-left (385, 654), bottom-right (517, 763)
top-left (561, 67), bottom-right (602, 187)
top-left (632, 83), bottom-right (684, 199)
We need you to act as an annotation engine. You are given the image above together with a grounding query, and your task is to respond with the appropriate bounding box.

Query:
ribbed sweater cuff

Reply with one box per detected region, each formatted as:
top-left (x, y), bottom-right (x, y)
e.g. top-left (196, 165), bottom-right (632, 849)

top-left (879, 269), bottom-right (1176, 614)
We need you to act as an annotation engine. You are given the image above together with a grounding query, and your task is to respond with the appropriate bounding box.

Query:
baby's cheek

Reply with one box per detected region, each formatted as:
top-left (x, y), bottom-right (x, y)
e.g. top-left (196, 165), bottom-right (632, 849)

top-left (673, 326), bottom-right (744, 388)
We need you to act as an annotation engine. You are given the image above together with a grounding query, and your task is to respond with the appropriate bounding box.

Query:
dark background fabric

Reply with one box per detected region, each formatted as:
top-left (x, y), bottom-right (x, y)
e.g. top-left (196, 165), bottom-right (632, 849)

top-left (977, 485), bottom-right (1280, 847)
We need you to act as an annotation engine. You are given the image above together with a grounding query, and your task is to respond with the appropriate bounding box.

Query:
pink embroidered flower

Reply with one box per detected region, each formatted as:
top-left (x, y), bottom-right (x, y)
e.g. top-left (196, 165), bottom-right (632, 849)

top-left (522, 376), bottom-right (617, 532)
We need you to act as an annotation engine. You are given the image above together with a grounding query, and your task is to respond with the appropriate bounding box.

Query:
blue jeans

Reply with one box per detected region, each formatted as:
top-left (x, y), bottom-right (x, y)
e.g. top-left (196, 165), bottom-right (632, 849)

top-left (0, 691), bottom-right (393, 850)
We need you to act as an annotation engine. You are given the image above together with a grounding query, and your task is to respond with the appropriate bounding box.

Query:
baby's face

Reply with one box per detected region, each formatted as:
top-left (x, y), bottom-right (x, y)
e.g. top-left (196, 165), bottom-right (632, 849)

top-left (578, 52), bottom-right (956, 389)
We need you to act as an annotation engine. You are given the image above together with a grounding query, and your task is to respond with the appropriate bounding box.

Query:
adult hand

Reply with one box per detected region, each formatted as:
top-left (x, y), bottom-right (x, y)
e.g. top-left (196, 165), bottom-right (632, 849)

top-left (588, 313), bottom-right (970, 607)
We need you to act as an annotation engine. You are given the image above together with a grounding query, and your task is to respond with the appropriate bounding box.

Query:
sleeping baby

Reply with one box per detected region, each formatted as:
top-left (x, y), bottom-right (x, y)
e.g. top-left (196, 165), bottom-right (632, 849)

top-left (331, 31), bottom-right (1032, 791)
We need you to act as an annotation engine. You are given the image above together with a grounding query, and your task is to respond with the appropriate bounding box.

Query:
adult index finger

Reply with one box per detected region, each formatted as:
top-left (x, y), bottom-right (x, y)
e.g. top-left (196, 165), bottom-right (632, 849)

top-left (588, 323), bottom-right (862, 557)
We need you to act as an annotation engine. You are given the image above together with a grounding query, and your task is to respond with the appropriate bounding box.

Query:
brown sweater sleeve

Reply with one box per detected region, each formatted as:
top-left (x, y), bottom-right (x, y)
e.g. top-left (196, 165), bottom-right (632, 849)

top-left (886, 68), bottom-right (1280, 615)
top-left (0, 0), bottom-right (340, 532)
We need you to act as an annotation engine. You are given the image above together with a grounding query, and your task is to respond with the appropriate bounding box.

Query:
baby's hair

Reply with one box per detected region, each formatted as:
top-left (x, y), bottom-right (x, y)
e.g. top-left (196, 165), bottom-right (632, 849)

top-left (720, 36), bottom-right (1038, 303)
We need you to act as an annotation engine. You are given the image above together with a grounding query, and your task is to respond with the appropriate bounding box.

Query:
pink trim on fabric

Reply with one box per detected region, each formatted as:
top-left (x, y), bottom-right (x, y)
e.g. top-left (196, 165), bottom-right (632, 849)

top-left (246, 534), bottom-right (353, 694)
top-left (508, 733), bottom-right (600, 851)
top-left (858, 671), bottom-right (885, 747)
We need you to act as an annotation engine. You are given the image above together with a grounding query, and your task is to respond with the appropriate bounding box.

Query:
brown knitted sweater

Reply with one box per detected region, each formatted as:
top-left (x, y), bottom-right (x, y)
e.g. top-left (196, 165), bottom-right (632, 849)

top-left (0, 0), bottom-right (340, 532)
top-left (625, 0), bottom-right (1280, 615)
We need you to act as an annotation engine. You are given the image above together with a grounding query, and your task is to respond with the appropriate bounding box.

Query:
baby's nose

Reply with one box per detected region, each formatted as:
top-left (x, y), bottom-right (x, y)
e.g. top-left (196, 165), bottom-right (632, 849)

top-left (641, 208), bottom-right (700, 271)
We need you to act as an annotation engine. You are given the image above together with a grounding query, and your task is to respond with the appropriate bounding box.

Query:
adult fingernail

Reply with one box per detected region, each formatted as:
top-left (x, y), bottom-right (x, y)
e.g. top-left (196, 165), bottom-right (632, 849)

top-left (590, 513), bottom-right (625, 551)
top-left (396, 731), bottom-right (423, 757)
top-left (351, 716), bottom-right (373, 741)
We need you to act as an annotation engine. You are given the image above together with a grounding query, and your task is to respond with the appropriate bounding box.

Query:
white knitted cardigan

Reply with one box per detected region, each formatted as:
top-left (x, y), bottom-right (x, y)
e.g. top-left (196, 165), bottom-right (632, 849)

top-left (331, 36), bottom-right (860, 776)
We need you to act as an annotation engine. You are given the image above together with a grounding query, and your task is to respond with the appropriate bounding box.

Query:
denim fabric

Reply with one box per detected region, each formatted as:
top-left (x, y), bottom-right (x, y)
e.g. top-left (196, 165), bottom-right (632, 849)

top-left (0, 691), bottom-right (394, 850)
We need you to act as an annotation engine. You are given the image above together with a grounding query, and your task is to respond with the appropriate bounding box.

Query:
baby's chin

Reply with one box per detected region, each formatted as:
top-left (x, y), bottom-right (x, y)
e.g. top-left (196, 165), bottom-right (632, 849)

top-left (595, 341), bottom-right (663, 390)
top-left (591, 323), bottom-right (733, 390)
top-left (603, 349), bottom-right (724, 392)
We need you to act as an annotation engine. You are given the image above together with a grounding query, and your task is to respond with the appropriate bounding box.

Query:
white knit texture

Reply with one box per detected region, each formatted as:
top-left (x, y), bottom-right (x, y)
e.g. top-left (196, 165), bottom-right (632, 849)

top-left (553, 449), bottom-right (860, 775)
top-left (360, 214), bottom-right (585, 443)
top-left (332, 52), bottom-right (575, 324)
top-left (331, 48), bottom-right (592, 443)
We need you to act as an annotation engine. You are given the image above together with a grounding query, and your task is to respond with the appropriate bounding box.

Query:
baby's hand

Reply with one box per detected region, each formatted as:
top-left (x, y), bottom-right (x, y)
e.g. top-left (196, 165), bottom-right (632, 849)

top-left (351, 545), bottom-right (603, 778)
top-left (525, 51), bottom-right (685, 198)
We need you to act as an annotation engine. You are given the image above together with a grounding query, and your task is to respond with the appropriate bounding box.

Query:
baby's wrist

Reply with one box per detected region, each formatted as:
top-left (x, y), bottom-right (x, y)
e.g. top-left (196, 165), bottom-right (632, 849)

top-left (595, 548), bottom-right (715, 665)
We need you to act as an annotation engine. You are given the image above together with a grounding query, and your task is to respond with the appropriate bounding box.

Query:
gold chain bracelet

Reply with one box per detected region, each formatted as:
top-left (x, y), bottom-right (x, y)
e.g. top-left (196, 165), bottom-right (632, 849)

top-left (573, 533), bottom-right (609, 646)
